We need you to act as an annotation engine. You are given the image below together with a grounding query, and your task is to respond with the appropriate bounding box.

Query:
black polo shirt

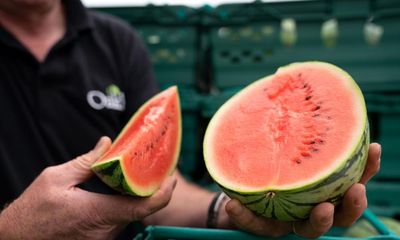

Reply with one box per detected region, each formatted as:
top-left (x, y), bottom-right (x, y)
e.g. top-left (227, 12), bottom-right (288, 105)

top-left (0, 0), bottom-right (158, 223)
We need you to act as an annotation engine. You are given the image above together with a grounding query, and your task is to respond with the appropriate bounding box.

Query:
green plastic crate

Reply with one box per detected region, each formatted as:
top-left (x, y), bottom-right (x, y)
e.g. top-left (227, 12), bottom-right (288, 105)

top-left (178, 150), bottom-right (198, 177)
top-left (201, 89), bottom-right (238, 118)
top-left (211, 21), bottom-right (400, 91)
top-left (209, 0), bottom-right (400, 92)
top-left (178, 89), bottom-right (204, 177)
top-left (133, 209), bottom-right (400, 240)
top-left (180, 89), bottom-right (202, 150)
top-left (94, 5), bottom-right (195, 25)
top-left (378, 113), bottom-right (400, 179)
top-left (367, 181), bottom-right (400, 217)
top-left (365, 93), bottom-right (400, 180)
top-left (136, 26), bottom-right (197, 89)
top-left (212, 1), bottom-right (327, 24)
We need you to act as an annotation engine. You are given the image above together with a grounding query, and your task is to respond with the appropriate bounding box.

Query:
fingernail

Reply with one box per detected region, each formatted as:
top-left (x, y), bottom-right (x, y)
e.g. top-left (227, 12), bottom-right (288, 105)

top-left (378, 144), bottom-right (382, 159)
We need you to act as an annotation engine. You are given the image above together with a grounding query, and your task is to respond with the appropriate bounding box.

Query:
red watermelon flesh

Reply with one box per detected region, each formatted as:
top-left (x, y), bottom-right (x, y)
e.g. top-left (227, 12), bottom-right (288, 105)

top-left (92, 86), bottom-right (181, 196)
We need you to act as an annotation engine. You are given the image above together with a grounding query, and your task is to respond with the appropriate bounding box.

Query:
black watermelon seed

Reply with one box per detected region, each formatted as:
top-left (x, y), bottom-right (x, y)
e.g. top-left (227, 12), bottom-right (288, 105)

top-left (293, 157), bottom-right (302, 164)
top-left (305, 95), bottom-right (313, 100)
top-left (313, 106), bottom-right (321, 111)
top-left (301, 152), bottom-right (311, 157)
top-left (302, 140), bottom-right (315, 145)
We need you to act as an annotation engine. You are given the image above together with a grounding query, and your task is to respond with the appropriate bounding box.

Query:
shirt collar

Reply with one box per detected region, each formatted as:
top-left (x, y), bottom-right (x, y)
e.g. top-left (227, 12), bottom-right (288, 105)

top-left (63, 0), bottom-right (94, 33)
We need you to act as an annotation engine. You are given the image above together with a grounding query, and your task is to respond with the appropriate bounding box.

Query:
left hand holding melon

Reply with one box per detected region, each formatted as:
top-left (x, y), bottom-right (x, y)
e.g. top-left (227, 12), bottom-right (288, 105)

top-left (222, 143), bottom-right (381, 238)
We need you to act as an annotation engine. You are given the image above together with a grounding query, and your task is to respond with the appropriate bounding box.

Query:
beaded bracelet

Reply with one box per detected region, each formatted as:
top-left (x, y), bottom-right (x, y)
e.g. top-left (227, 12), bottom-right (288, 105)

top-left (206, 192), bottom-right (228, 228)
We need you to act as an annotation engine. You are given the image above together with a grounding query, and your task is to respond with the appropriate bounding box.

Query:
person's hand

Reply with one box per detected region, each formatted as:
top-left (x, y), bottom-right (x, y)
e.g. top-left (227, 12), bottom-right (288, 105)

top-left (223, 143), bottom-right (381, 238)
top-left (0, 137), bottom-right (176, 240)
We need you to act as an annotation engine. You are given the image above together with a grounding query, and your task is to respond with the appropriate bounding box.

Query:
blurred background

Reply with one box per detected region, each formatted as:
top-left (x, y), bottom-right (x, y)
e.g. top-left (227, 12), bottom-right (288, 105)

top-left (89, 0), bottom-right (399, 237)
top-left (82, 0), bottom-right (299, 7)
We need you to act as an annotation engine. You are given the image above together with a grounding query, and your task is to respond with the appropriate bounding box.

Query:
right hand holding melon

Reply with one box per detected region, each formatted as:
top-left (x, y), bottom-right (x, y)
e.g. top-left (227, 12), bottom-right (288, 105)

top-left (223, 143), bottom-right (381, 238)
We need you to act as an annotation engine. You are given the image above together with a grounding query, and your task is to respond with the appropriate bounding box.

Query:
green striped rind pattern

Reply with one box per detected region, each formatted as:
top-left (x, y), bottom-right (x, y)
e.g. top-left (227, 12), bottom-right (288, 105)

top-left (222, 122), bottom-right (370, 221)
top-left (91, 159), bottom-right (138, 196)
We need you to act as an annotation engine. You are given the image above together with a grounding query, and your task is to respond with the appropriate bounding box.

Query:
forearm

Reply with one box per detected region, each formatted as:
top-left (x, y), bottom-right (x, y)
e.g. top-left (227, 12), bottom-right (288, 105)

top-left (143, 171), bottom-right (215, 227)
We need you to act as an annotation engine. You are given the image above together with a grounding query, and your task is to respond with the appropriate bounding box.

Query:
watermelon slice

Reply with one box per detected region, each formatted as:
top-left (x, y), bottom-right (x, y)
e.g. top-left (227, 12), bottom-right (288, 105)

top-left (92, 86), bottom-right (181, 197)
top-left (203, 62), bottom-right (369, 220)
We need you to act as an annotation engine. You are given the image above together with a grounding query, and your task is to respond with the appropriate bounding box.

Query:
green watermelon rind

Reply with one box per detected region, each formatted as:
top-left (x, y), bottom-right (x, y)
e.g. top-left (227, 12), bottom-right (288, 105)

top-left (91, 86), bottom-right (182, 197)
top-left (91, 158), bottom-right (138, 196)
top-left (203, 61), bottom-right (370, 220)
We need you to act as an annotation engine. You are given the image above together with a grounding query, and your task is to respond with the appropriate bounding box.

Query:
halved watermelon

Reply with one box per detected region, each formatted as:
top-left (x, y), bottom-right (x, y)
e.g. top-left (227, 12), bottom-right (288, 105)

top-left (92, 86), bottom-right (181, 197)
top-left (203, 62), bottom-right (369, 220)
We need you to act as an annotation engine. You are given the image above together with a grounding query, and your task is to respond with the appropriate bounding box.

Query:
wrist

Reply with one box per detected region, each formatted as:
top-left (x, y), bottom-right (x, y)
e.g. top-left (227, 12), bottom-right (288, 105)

top-left (206, 192), bottom-right (231, 229)
top-left (216, 202), bottom-right (235, 229)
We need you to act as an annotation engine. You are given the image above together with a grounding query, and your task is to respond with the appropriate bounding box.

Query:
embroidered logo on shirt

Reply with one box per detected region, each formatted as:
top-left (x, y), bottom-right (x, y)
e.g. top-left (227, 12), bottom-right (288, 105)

top-left (87, 84), bottom-right (126, 111)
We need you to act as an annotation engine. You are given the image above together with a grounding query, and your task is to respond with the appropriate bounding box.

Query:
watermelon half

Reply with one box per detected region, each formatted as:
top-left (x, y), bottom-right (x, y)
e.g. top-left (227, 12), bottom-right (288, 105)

top-left (203, 62), bottom-right (369, 220)
top-left (92, 86), bottom-right (181, 197)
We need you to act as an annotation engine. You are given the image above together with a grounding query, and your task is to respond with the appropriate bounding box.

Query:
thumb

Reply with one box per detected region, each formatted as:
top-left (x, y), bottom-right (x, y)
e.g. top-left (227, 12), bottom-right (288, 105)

top-left (60, 136), bottom-right (112, 185)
